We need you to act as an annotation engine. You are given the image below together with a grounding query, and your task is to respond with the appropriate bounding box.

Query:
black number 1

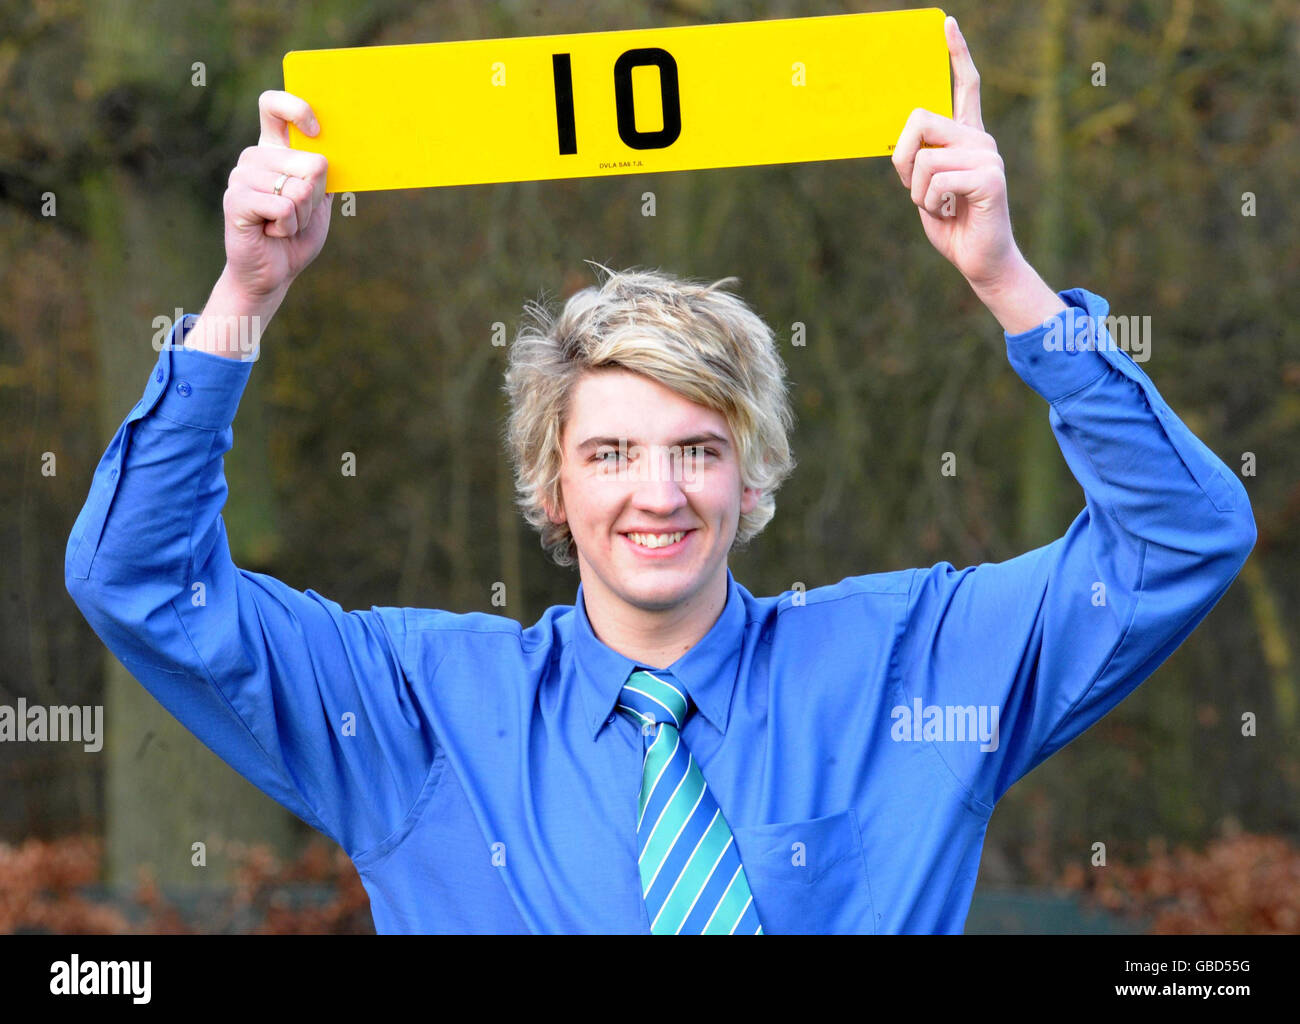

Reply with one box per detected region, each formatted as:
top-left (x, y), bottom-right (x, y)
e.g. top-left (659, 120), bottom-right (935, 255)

top-left (551, 53), bottom-right (578, 155)
top-left (551, 47), bottom-right (682, 155)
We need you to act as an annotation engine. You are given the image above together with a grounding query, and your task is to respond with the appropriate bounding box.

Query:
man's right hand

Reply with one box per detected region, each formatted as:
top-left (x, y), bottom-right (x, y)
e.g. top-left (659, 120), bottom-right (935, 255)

top-left (187, 91), bottom-right (332, 358)
top-left (224, 90), bottom-right (333, 299)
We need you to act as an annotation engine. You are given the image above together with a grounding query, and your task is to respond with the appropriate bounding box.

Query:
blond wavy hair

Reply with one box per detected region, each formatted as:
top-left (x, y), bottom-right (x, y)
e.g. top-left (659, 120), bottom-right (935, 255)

top-left (501, 261), bottom-right (797, 569)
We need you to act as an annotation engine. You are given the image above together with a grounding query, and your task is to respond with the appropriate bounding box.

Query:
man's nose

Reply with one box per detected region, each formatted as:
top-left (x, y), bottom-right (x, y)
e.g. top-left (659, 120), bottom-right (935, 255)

top-left (630, 445), bottom-right (690, 508)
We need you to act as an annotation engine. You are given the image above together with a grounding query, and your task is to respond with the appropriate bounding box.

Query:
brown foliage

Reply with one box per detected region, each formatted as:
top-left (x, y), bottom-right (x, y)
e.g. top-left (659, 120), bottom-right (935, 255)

top-left (0, 836), bottom-right (373, 934)
top-left (1058, 832), bottom-right (1300, 934)
top-left (0, 836), bottom-right (128, 934)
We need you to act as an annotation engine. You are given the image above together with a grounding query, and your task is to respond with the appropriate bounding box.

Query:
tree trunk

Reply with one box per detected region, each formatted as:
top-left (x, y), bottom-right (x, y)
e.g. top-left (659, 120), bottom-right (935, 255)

top-left (84, 2), bottom-right (295, 887)
top-left (1018, 0), bottom-right (1068, 546)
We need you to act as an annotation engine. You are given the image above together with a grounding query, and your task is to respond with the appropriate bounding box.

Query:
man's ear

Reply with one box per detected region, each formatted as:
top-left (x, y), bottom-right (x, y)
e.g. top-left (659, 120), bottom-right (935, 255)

top-left (544, 494), bottom-right (566, 526)
top-left (740, 486), bottom-right (762, 516)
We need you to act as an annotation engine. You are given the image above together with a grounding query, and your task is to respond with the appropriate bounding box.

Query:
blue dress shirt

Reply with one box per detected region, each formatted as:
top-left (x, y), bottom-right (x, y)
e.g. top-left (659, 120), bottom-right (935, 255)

top-left (65, 288), bottom-right (1256, 933)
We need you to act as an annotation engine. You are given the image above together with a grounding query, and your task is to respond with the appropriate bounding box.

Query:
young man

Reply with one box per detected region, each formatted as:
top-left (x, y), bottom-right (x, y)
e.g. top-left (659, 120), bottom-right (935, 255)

top-left (66, 18), bottom-right (1254, 933)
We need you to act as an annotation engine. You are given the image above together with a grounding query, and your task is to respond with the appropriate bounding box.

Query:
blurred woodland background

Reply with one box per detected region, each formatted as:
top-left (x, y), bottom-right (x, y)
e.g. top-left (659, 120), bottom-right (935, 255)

top-left (1, 0), bottom-right (1297, 932)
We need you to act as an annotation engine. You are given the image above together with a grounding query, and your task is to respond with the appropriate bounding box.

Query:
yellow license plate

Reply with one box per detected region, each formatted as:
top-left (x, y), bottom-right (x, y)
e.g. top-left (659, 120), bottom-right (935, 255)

top-left (284, 7), bottom-right (951, 191)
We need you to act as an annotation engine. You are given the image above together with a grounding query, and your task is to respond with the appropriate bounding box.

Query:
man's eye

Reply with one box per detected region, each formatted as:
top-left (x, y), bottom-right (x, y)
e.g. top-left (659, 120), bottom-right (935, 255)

top-left (595, 450), bottom-right (621, 463)
top-left (684, 446), bottom-right (718, 458)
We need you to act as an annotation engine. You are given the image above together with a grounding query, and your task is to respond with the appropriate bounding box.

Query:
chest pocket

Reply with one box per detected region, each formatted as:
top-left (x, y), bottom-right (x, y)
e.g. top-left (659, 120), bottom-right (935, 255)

top-left (731, 806), bottom-right (876, 934)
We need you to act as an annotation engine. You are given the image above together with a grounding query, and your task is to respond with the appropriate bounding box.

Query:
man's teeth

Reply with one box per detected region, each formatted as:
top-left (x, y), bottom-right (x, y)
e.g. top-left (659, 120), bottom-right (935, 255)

top-left (628, 531), bottom-right (686, 548)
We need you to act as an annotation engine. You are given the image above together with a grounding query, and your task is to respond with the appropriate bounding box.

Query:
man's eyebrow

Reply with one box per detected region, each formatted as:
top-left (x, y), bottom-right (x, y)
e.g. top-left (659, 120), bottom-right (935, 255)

top-left (576, 432), bottom-right (731, 452)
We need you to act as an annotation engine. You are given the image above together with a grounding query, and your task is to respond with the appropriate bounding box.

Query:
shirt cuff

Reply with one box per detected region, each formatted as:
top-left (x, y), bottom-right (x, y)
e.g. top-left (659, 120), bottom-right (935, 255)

top-left (134, 313), bottom-right (255, 431)
top-left (1004, 288), bottom-right (1140, 405)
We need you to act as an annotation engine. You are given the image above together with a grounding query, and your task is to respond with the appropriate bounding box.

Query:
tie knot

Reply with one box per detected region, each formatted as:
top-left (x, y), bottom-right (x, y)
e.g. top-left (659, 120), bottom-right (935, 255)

top-left (617, 668), bottom-right (691, 731)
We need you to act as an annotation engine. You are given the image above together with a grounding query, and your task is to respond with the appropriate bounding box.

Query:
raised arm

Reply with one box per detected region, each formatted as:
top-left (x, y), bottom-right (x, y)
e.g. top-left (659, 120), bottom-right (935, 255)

top-left (65, 92), bottom-right (438, 858)
top-left (877, 18), bottom-right (1256, 808)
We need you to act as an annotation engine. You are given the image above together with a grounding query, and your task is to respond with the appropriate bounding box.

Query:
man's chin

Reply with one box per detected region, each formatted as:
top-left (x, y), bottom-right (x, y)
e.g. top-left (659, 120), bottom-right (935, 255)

top-left (617, 575), bottom-right (697, 612)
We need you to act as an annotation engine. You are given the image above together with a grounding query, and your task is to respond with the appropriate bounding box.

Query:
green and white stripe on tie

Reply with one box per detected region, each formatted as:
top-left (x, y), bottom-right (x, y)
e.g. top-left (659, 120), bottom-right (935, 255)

top-left (616, 667), bottom-right (763, 935)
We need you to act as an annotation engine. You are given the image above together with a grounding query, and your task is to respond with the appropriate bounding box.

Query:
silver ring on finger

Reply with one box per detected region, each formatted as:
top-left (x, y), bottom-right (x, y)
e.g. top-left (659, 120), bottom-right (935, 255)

top-left (272, 173), bottom-right (291, 196)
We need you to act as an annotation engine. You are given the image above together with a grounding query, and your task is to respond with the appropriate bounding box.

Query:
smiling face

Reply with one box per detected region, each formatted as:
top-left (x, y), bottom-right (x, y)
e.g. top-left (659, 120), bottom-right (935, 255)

top-left (545, 366), bottom-right (761, 625)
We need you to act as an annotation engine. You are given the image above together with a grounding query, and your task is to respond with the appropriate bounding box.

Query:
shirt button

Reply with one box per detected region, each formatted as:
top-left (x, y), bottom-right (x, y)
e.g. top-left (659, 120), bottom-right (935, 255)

top-left (154, 368), bottom-right (164, 383)
top-left (606, 715), bottom-right (616, 724)
top-left (176, 380), bottom-right (192, 397)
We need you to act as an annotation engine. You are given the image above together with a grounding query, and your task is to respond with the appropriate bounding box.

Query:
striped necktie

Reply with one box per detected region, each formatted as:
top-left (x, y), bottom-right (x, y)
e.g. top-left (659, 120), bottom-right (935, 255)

top-left (616, 667), bottom-right (763, 935)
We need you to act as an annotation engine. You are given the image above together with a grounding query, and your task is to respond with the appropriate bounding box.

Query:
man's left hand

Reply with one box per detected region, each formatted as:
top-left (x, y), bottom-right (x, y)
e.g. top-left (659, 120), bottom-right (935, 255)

top-left (891, 16), bottom-right (1022, 291)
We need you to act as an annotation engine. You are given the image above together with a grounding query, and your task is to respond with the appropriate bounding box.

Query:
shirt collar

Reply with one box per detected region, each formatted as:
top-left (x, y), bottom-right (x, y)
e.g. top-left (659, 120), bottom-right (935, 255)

top-left (574, 567), bottom-right (747, 740)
